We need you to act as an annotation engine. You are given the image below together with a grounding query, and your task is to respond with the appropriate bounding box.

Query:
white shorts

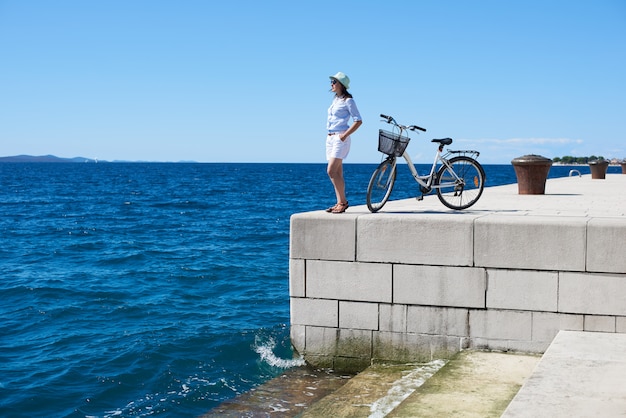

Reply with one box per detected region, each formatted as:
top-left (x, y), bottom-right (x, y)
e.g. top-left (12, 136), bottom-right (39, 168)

top-left (326, 134), bottom-right (351, 160)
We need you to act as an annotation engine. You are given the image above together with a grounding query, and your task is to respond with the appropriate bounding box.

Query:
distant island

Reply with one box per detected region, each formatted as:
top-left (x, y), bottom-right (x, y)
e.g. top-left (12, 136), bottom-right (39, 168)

top-left (0, 155), bottom-right (100, 163)
top-left (0, 155), bottom-right (198, 163)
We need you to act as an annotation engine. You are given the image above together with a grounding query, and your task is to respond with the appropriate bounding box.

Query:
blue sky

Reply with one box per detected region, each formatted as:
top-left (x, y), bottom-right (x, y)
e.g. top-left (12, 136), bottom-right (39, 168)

top-left (1, 0), bottom-right (624, 164)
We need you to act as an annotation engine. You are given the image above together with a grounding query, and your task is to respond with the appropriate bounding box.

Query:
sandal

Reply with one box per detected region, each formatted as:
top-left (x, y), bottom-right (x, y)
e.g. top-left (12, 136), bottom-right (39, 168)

top-left (331, 202), bottom-right (349, 214)
top-left (325, 204), bottom-right (338, 213)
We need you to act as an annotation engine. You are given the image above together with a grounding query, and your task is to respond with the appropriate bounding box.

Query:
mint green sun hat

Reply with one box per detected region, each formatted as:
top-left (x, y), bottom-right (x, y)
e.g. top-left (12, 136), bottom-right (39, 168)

top-left (329, 72), bottom-right (350, 89)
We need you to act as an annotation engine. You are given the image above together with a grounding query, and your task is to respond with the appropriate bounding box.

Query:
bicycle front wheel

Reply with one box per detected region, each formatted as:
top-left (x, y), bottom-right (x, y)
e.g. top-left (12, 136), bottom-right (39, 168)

top-left (435, 156), bottom-right (485, 210)
top-left (366, 158), bottom-right (396, 212)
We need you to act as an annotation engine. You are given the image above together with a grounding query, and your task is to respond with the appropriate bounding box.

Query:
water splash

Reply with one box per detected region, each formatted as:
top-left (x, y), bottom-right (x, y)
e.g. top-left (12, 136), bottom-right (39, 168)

top-left (254, 337), bottom-right (306, 368)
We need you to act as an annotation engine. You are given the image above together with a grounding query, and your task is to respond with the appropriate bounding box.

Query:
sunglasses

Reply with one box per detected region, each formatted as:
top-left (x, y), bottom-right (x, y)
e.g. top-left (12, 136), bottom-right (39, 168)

top-left (330, 79), bottom-right (337, 85)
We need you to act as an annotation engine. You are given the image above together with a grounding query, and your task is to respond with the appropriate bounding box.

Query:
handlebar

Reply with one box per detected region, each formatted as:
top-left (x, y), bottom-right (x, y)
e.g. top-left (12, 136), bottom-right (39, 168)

top-left (380, 114), bottom-right (393, 123)
top-left (380, 114), bottom-right (426, 132)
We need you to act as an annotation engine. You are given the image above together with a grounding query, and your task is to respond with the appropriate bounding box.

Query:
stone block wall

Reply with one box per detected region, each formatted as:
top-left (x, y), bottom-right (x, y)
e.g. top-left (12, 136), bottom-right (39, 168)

top-left (289, 211), bottom-right (626, 371)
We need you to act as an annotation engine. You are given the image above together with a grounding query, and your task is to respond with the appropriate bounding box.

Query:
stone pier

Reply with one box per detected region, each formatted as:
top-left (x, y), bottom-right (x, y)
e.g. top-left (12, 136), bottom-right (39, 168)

top-left (289, 174), bottom-right (626, 371)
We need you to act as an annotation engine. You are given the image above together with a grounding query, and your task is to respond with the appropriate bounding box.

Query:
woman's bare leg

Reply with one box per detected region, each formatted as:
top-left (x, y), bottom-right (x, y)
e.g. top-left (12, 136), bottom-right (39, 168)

top-left (327, 157), bottom-right (346, 204)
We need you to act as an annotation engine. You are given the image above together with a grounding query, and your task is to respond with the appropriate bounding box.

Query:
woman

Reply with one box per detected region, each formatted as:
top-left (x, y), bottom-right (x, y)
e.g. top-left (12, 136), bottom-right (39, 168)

top-left (325, 71), bottom-right (362, 213)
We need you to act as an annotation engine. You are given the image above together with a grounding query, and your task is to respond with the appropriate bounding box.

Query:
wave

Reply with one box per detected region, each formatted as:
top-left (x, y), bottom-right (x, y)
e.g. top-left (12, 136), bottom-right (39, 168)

top-left (254, 337), bottom-right (306, 369)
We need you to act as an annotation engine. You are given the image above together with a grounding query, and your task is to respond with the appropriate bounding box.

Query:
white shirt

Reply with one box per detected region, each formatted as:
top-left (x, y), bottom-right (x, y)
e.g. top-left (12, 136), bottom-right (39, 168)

top-left (327, 96), bottom-right (362, 132)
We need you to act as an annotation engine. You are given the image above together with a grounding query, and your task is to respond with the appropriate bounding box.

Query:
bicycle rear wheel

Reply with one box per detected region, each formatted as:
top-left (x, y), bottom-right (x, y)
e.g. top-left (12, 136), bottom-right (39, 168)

top-left (435, 156), bottom-right (485, 210)
top-left (367, 158), bottom-right (396, 212)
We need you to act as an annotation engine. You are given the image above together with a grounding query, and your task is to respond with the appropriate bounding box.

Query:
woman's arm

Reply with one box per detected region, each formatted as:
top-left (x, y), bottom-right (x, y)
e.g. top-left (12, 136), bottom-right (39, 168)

top-left (339, 120), bottom-right (362, 141)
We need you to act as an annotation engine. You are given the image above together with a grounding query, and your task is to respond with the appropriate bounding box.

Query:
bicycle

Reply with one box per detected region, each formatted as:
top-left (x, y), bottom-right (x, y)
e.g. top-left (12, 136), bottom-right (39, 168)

top-left (366, 114), bottom-right (485, 212)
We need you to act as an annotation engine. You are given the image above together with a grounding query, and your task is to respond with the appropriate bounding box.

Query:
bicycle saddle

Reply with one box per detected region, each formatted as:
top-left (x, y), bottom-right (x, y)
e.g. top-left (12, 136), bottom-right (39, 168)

top-left (431, 138), bottom-right (453, 145)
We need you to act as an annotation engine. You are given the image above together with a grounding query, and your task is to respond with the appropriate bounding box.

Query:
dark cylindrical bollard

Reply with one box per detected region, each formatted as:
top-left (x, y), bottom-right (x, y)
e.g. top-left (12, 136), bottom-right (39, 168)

top-left (588, 160), bottom-right (609, 179)
top-left (511, 154), bottom-right (553, 194)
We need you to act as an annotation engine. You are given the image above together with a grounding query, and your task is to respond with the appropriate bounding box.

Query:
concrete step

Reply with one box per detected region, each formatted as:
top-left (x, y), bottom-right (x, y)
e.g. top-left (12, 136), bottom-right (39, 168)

top-left (299, 360), bottom-right (446, 417)
top-left (502, 331), bottom-right (626, 417)
top-left (386, 351), bottom-right (539, 418)
top-left (300, 351), bottom-right (539, 417)
top-left (202, 366), bottom-right (353, 417)
top-left (204, 350), bottom-right (539, 417)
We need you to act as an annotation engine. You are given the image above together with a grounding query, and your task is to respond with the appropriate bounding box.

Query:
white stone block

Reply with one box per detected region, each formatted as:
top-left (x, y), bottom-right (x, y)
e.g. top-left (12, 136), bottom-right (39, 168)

top-left (617, 317), bottom-right (626, 333)
top-left (290, 297), bottom-right (338, 327)
top-left (475, 215), bottom-right (587, 271)
top-left (394, 264), bottom-right (486, 308)
top-left (559, 272), bottom-right (626, 316)
top-left (290, 324), bottom-right (306, 354)
top-left (305, 326), bottom-right (338, 354)
top-left (290, 212), bottom-right (356, 261)
top-left (531, 312), bottom-right (583, 343)
top-left (407, 306), bottom-right (469, 337)
top-left (487, 269), bottom-right (558, 312)
top-left (374, 331), bottom-right (463, 362)
top-left (289, 258), bottom-right (305, 297)
top-left (306, 260), bottom-right (392, 303)
top-left (469, 309), bottom-right (532, 341)
top-left (337, 328), bottom-right (373, 358)
top-left (339, 301), bottom-right (379, 330)
top-left (587, 218), bottom-right (626, 273)
top-left (379, 304), bottom-right (407, 333)
top-left (356, 214), bottom-right (475, 266)
top-left (584, 315), bottom-right (616, 332)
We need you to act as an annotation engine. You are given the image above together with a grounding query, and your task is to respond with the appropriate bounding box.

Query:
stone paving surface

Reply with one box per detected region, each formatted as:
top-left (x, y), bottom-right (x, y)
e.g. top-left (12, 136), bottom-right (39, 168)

top-left (350, 174), bottom-right (626, 218)
top-left (502, 331), bottom-right (626, 418)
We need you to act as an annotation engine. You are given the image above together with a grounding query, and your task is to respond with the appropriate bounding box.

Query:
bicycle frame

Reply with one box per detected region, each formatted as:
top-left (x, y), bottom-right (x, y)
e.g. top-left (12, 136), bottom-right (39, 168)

top-left (387, 146), bottom-right (464, 191)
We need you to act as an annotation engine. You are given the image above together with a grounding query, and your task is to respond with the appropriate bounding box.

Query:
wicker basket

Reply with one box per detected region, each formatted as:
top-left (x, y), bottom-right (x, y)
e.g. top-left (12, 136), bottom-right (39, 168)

top-left (378, 129), bottom-right (410, 156)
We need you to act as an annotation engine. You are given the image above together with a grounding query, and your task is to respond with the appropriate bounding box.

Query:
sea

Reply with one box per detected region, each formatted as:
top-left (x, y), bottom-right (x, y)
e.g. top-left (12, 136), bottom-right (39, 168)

top-left (0, 162), bottom-right (621, 417)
